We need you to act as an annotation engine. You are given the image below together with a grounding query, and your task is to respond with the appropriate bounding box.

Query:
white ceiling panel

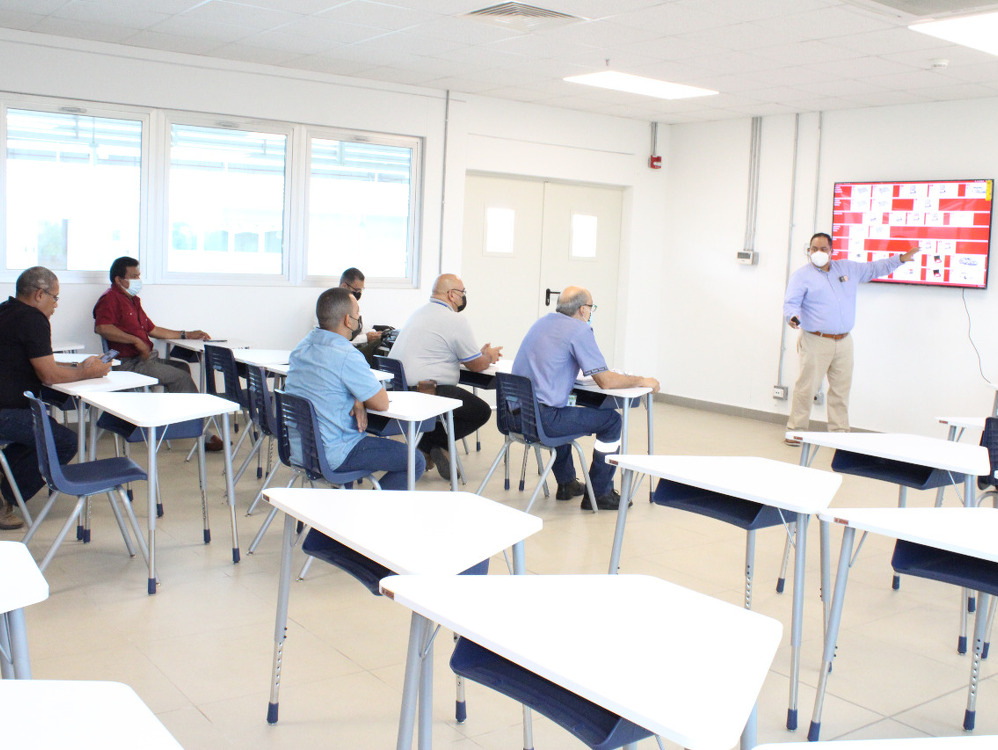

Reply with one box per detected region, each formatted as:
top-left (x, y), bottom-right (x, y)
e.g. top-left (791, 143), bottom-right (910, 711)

top-left (3, 0), bottom-right (998, 123)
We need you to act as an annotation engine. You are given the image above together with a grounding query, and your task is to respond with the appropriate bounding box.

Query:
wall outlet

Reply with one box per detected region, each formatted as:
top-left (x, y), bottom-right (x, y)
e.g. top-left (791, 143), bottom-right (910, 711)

top-left (813, 391), bottom-right (825, 405)
top-left (772, 385), bottom-right (788, 400)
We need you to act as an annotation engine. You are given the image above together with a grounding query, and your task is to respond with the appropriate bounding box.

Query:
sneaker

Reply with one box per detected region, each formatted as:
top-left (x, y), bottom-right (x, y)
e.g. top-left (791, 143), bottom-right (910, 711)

top-left (430, 446), bottom-right (451, 480)
top-left (555, 480), bottom-right (585, 501)
top-left (0, 503), bottom-right (24, 531)
top-left (784, 437), bottom-right (802, 447)
top-left (582, 490), bottom-right (631, 511)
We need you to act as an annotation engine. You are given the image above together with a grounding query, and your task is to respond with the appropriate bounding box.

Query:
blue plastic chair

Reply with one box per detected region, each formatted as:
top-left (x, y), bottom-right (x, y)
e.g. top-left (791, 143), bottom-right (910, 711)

top-left (203, 344), bottom-right (252, 454)
top-left (373, 354), bottom-right (407, 391)
top-left (476, 372), bottom-right (598, 513)
top-left (21, 393), bottom-right (149, 572)
top-left (243, 365), bottom-right (287, 519)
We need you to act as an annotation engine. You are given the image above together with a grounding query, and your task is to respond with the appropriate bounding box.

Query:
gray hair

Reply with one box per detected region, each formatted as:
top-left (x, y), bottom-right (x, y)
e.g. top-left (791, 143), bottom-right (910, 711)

top-left (315, 287), bottom-right (354, 330)
top-left (556, 289), bottom-right (588, 316)
top-left (16, 266), bottom-right (57, 298)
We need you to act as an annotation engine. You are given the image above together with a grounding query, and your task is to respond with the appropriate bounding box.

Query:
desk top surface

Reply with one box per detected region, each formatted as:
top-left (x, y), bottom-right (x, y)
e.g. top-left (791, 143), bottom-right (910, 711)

top-left (817, 507), bottom-right (998, 562)
top-left (232, 348), bottom-right (291, 366)
top-left (368, 389), bottom-right (462, 421)
top-left (756, 737), bottom-right (998, 749)
top-left (788, 431), bottom-right (990, 475)
top-left (0, 542), bottom-right (48, 612)
top-left (0, 680), bottom-right (182, 748)
top-left (54, 353), bottom-right (120, 366)
top-left (573, 379), bottom-right (652, 399)
top-left (50, 341), bottom-right (85, 353)
top-left (264, 488), bottom-right (541, 574)
top-left (79, 391), bottom-right (238, 425)
top-left (170, 339), bottom-right (243, 353)
top-left (380, 574), bottom-right (781, 750)
top-left (49, 370), bottom-right (158, 396)
top-left (608, 455), bottom-right (841, 513)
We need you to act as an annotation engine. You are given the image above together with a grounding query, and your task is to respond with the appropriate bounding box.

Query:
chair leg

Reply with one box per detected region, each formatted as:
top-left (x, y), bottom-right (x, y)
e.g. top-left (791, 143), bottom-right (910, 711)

top-left (475, 440), bottom-right (512, 496)
top-left (198, 434), bottom-right (210, 544)
top-left (39, 496), bottom-right (88, 571)
top-left (248, 507), bottom-right (280, 554)
top-left (232, 435), bottom-right (264, 487)
top-left (534, 446), bottom-right (550, 498)
top-left (0, 452), bottom-right (32, 527)
top-left (247, 461), bottom-right (283, 516)
top-left (524, 451), bottom-right (559, 514)
top-left (776, 524), bottom-right (795, 594)
top-left (518, 448), bottom-right (529, 492)
top-left (22, 491), bottom-right (61, 545)
top-left (117, 487), bottom-right (149, 564)
top-left (569, 440), bottom-right (598, 513)
top-left (105, 490), bottom-right (136, 557)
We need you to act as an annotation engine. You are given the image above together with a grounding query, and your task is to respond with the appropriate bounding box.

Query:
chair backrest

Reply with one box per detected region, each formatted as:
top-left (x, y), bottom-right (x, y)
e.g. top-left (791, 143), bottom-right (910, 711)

top-left (24, 392), bottom-right (68, 493)
top-left (274, 389), bottom-right (333, 481)
top-left (374, 355), bottom-right (408, 391)
top-left (980, 417), bottom-right (998, 490)
top-left (494, 372), bottom-right (542, 443)
top-left (203, 344), bottom-right (245, 404)
top-left (244, 365), bottom-right (279, 438)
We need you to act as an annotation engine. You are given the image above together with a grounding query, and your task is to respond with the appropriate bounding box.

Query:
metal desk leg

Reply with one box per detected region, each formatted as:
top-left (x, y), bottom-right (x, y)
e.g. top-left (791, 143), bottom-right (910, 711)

top-left (808, 525), bottom-right (856, 741)
top-left (75, 398), bottom-right (87, 542)
top-left (787, 512), bottom-right (809, 730)
top-left (510, 539), bottom-right (534, 750)
top-left (645, 394), bottom-right (653, 500)
top-left (146, 428), bottom-right (158, 595)
top-left (396, 613), bottom-right (433, 750)
top-left (820, 519), bottom-right (832, 632)
top-left (960, 472), bottom-right (977, 652)
top-left (0, 612), bottom-right (12, 678)
top-left (964, 591), bottom-right (990, 730)
top-left (406, 421), bottom-right (417, 491)
top-left (936, 425), bottom-right (958, 508)
top-left (418, 628), bottom-right (433, 750)
top-left (222, 413), bottom-right (240, 563)
top-left (4, 608), bottom-right (31, 678)
top-left (619, 397), bottom-right (630, 456)
top-left (267, 513), bottom-right (295, 724)
top-left (607, 468), bottom-right (635, 574)
top-left (446, 410), bottom-right (458, 491)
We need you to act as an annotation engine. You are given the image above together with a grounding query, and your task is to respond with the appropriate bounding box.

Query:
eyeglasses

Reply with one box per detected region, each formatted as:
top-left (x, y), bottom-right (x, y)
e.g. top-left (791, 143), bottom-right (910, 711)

top-left (581, 303), bottom-right (597, 313)
top-left (808, 246), bottom-right (830, 253)
top-left (345, 284), bottom-right (363, 294)
top-left (449, 288), bottom-right (467, 296)
top-left (37, 288), bottom-right (59, 303)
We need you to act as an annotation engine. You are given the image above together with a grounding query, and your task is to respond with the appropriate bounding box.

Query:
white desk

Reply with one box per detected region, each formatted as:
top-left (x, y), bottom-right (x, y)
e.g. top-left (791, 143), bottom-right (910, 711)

top-left (573, 379), bottom-right (653, 457)
top-left (368, 390), bottom-right (462, 490)
top-left (54, 352), bottom-right (120, 366)
top-left (606, 454), bottom-right (841, 731)
top-left (758, 739), bottom-right (998, 750)
top-left (263, 488), bottom-right (542, 733)
top-left (0, 680), bottom-right (182, 748)
top-left (168, 339), bottom-right (244, 393)
top-left (0, 542), bottom-right (48, 679)
top-left (79, 392), bottom-right (241, 594)
top-left (809, 507), bottom-right (998, 740)
top-left (258, 362), bottom-right (391, 382)
top-left (936, 417), bottom-right (988, 507)
top-left (233, 348), bottom-right (291, 367)
top-left (51, 341), bottom-right (85, 353)
top-left (382, 574), bottom-right (782, 750)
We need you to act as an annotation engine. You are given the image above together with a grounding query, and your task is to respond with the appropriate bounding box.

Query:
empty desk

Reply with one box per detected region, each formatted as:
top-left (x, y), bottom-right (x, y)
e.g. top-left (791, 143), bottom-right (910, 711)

top-left (0, 541), bottom-right (48, 679)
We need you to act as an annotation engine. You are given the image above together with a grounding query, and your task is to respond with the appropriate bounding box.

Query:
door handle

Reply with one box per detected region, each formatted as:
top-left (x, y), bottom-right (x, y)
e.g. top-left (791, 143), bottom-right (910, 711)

top-left (544, 288), bottom-right (561, 306)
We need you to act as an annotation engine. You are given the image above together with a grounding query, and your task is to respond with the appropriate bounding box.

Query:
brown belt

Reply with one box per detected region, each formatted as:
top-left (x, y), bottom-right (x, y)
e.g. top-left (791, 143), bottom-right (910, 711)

top-left (807, 331), bottom-right (848, 340)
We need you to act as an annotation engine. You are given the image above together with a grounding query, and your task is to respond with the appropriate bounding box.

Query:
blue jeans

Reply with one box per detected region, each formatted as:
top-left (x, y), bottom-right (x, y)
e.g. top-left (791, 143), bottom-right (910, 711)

top-left (537, 404), bottom-right (621, 497)
top-left (334, 435), bottom-right (425, 491)
top-left (0, 408), bottom-right (77, 505)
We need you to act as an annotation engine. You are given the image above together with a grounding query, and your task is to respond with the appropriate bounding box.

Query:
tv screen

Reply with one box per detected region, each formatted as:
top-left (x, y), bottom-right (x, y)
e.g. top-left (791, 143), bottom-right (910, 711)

top-left (831, 179), bottom-right (993, 289)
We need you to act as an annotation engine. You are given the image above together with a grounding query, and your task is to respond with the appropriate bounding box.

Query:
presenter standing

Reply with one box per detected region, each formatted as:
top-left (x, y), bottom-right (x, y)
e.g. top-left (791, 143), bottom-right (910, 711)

top-left (783, 232), bottom-right (920, 444)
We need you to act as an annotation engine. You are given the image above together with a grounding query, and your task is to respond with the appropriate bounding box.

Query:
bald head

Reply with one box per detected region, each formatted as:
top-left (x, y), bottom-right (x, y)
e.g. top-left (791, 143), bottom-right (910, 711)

top-left (556, 286), bottom-right (591, 318)
top-left (431, 273), bottom-right (468, 312)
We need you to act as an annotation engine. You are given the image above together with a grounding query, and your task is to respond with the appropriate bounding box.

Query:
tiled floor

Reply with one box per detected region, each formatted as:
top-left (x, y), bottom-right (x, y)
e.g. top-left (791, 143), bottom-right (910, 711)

top-left (6, 402), bottom-right (998, 748)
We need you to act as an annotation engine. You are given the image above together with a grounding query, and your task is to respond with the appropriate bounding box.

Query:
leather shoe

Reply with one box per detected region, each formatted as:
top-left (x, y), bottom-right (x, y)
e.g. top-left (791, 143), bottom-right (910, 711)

top-left (784, 438), bottom-right (801, 447)
top-left (555, 480), bottom-right (585, 501)
top-left (419, 449), bottom-right (434, 472)
top-left (430, 446), bottom-right (451, 480)
top-left (205, 435), bottom-right (225, 452)
top-left (582, 490), bottom-right (631, 511)
top-left (0, 503), bottom-right (24, 531)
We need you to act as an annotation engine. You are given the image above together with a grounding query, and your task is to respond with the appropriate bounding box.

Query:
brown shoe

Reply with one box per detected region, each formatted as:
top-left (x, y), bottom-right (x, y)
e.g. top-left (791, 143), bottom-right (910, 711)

top-left (0, 503), bottom-right (24, 531)
top-left (205, 435), bottom-right (225, 452)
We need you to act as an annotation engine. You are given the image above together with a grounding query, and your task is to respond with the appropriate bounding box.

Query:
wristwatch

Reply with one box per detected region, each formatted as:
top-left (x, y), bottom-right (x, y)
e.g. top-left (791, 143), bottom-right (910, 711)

top-left (180, 330), bottom-right (187, 339)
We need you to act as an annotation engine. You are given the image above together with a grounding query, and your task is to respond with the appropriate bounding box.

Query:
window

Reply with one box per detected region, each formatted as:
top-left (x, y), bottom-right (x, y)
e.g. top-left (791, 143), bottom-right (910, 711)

top-left (167, 123), bottom-right (287, 276)
top-left (5, 108), bottom-right (142, 273)
top-left (306, 135), bottom-right (419, 280)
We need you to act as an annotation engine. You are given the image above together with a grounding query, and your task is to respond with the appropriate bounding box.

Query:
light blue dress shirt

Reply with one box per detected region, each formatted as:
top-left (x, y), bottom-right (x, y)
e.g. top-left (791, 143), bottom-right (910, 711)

top-left (513, 313), bottom-right (608, 407)
top-left (783, 256), bottom-right (902, 335)
top-left (285, 327), bottom-right (382, 470)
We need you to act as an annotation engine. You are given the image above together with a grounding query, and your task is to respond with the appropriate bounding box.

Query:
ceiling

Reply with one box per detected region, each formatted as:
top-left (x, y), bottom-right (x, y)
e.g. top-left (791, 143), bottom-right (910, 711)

top-left (5, 0), bottom-right (998, 123)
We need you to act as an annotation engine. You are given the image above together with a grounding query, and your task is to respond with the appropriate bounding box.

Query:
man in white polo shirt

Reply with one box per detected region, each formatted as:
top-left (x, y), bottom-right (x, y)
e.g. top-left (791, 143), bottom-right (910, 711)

top-left (389, 273), bottom-right (501, 478)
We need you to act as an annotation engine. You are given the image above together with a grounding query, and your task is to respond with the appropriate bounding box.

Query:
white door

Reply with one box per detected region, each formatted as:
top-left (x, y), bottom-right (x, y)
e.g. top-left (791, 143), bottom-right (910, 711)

top-left (461, 175), bottom-right (622, 361)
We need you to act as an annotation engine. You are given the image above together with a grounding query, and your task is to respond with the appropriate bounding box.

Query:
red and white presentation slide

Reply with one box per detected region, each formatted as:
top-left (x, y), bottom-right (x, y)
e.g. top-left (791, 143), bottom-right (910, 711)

top-left (831, 179), bottom-right (993, 289)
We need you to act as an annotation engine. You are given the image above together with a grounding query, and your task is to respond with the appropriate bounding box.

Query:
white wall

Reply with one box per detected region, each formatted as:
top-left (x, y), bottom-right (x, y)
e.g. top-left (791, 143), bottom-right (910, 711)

top-left (664, 101), bottom-right (998, 435)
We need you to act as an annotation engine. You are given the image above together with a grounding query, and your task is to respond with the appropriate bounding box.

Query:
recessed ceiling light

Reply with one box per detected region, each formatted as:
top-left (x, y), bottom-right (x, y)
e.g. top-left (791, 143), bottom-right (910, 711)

top-left (910, 11), bottom-right (998, 56)
top-left (564, 71), bottom-right (717, 100)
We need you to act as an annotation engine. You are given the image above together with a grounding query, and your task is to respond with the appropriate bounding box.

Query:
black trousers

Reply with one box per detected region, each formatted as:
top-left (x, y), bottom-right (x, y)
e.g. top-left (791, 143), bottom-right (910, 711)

top-left (417, 385), bottom-right (491, 452)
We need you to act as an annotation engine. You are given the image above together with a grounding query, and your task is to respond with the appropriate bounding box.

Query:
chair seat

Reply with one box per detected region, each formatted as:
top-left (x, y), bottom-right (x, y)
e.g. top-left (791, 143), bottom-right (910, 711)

top-left (97, 413), bottom-right (204, 442)
top-left (59, 456), bottom-right (147, 496)
top-left (892, 539), bottom-right (998, 597)
top-left (831, 449), bottom-right (959, 490)
top-left (449, 637), bottom-right (653, 750)
top-left (653, 479), bottom-right (786, 530)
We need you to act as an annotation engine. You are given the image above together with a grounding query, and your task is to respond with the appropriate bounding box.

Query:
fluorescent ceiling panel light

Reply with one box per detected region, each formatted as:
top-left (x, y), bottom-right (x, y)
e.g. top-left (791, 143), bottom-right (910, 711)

top-left (564, 71), bottom-right (717, 100)
top-left (909, 11), bottom-right (998, 56)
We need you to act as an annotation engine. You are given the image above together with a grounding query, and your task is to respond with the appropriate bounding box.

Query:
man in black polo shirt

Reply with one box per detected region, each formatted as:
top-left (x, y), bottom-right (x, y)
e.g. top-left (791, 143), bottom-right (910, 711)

top-left (0, 266), bottom-right (110, 530)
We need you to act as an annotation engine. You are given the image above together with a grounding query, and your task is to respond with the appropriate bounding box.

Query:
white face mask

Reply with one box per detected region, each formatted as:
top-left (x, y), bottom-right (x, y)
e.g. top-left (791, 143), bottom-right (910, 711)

top-left (809, 251), bottom-right (830, 268)
top-left (125, 278), bottom-right (143, 296)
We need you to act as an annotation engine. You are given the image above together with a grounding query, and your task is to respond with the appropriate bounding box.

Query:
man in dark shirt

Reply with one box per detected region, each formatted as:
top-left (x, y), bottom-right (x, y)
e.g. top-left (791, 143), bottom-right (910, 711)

top-left (0, 266), bottom-right (111, 530)
top-left (93, 256), bottom-right (223, 450)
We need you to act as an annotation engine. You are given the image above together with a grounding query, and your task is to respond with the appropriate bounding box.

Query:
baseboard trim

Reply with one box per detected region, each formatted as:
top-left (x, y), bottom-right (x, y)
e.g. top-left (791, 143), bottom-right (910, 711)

top-left (653, 393), bottom-right (825, 429)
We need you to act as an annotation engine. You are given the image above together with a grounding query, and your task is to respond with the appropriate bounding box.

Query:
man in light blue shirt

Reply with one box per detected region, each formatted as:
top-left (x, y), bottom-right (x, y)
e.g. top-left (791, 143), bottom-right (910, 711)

top-left (783, 232), bottom-right (919, 440)
top-left (286, 287), bottom-right (423, 489)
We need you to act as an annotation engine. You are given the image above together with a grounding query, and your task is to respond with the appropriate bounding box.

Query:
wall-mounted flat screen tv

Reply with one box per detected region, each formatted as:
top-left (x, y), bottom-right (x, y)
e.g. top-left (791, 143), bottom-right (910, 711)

top-left (831, 179), bottom-right (993, 289)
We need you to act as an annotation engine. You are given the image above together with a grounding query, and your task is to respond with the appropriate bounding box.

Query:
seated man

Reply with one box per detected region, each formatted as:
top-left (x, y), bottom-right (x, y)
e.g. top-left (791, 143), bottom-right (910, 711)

top-left (0, 266), bottom-right (112, 530)
top-left (339, 267), bottom-right (383, 364)
top-left (93, 255), bottom-right (222, 450)
top-left (513, 286), bottom-right (660, 510)
top-left (388, 273), bottom-right (501, 478)
top-left (285, 287), bottom-right (423, 490)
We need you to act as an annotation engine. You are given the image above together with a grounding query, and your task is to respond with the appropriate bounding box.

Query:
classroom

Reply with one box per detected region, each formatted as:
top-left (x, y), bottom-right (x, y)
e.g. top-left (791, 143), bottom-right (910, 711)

top-left (3, 2), bottom-right (998, 748)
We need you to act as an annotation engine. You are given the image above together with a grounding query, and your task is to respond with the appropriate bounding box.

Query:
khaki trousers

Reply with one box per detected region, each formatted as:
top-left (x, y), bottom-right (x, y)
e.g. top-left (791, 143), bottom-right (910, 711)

top-left (787, 331), bottom-right (854, 433)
